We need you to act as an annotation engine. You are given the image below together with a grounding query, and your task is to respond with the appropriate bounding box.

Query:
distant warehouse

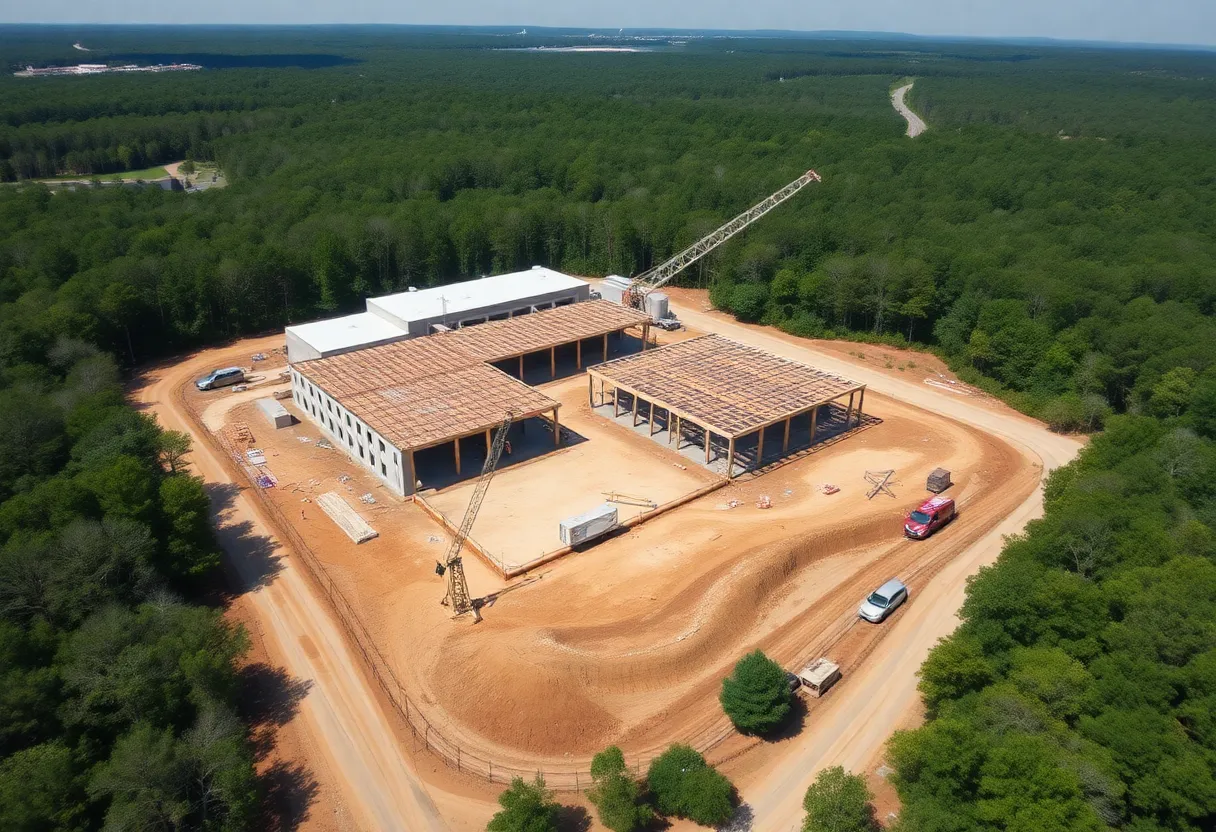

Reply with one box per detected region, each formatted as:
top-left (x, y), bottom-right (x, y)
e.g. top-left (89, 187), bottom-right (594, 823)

top-left (284, 267), bottom-right (590, 363)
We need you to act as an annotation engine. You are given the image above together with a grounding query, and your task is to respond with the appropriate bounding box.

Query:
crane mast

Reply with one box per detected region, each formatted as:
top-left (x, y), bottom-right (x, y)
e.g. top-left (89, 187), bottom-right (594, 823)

top-left (440, 412), bottom-right (513, 622)
top-left (625, 169), bottom-right (822, 311)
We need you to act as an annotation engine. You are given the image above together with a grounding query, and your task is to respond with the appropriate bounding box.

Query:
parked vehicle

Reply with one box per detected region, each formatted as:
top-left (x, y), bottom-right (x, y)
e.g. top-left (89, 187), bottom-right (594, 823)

top-left (196, 367), bottom-right (245, 391)
top-left (858, 578), bottom-right (908, 623)
top-left (785, 671), bottom-right (802, 693)
top-left (904, 495), bottom-right (956, 539)
top-left (797, 658), bottom-right (842, 697)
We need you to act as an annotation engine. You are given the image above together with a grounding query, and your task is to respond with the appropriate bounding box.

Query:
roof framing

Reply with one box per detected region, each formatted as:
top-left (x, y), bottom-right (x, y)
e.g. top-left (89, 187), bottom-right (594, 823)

top-left (587, 334), bottom-right (864, 439)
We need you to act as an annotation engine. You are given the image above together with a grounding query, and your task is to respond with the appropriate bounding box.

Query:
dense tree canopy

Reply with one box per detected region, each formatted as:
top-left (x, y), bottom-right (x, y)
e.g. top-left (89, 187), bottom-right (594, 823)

top-left (802, 766), bottom-right (878, 832)
top-left (646, 744), bottom-right (735, 827)
top-left (487, 776), bottom-right (561, 832)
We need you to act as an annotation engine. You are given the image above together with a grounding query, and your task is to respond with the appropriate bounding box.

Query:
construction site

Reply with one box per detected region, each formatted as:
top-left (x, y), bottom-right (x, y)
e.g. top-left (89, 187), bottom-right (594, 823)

top-left (159, 169), bottom-right (1046, 808)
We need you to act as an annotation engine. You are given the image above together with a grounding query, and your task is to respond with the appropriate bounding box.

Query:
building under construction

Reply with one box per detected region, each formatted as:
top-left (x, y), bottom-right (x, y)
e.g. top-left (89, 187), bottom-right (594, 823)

top-left (290, 298), bottom-right (652, 496)
top-left (588, 335), bottom-right (866, 477)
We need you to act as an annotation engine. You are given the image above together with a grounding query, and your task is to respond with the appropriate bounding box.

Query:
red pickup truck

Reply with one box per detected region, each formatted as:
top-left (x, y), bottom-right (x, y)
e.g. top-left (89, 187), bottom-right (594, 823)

top-left (905, 496), bottom-right (956, 539)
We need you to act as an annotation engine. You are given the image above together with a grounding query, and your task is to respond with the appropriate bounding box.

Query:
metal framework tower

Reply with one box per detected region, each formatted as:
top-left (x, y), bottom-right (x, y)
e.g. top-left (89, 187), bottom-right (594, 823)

top-left (440, 413), bottom-right (514, 622)
top-left (625, 169), bottom-right (822, 310)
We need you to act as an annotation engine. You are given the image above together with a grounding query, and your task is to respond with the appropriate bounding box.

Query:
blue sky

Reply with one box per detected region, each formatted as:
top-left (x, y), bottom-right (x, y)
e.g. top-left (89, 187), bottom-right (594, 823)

top-left (2, 0), bottom-right (1214, 47)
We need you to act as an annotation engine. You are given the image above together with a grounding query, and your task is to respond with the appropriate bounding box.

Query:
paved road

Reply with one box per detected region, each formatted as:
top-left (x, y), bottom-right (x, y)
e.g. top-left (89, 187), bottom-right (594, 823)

top-left (668, 301), bottom-right (1081, 830)
top-left (134, 342), bottom-right (450, 832)
top-left (892, 83), bottom-right (928, 137)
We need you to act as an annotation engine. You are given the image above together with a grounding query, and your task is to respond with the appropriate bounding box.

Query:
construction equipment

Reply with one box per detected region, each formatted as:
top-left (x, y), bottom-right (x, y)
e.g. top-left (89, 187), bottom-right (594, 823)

top-left (623, 169), bottom-right (822, 313)
top-left (927, 467), bottom-right (952, 493)
top-left (864, 469), bottom-right (897, 500)
top-left (439, 412), bottom-right (513, 622)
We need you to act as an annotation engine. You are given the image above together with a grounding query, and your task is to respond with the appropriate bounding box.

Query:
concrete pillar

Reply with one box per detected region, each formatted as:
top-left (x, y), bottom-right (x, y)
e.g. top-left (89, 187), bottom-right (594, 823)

top-left (613, 387), bottom-right (620, 418)
top-left (856, 388), bottom-right (865, 427)
top-left (727, 437), bottom-right (736, 478)
top-left (405, 450), bottom-right (416, 496)
top-left (757, 426), bottom-right (766, 465)
top-left (588, 375), bottom-right (593, 407)
top-left (632, 394), bottom-right (639, 427)
top-left (811, 406), bottom-right (818, 442)
top-left (552, 408), bottom-right (561, 446)
top-left (783, 417), bottom-right (791, 452)
top-left (845, 391), bottom-right (855, 428)
top-left (485, 429), bottom-right (491, 457)
top-left (649, 401), bottom-right (656, 435)
top-left (454, 437), bottom-right (461, 477)
top-left (705, 428), bottom-right (712, 464)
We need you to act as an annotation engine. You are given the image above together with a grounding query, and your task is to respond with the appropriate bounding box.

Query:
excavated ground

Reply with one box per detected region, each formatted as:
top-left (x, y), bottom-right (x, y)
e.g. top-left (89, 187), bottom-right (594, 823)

top-left (190, 352), bottom-right (1034, 777)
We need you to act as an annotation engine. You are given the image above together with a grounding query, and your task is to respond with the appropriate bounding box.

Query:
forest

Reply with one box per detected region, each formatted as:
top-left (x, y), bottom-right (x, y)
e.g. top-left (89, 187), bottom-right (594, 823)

top-left (0, 24), bottom-right (1214, 830)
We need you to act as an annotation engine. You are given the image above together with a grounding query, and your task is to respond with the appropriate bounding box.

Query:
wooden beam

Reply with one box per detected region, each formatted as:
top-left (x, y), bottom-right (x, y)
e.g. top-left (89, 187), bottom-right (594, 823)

top-left (576, 339), bottom-right (582, 369)
top-left (856, 387), bottom-right (865, 427)
top-left (613, 387), bottom-right (620, 418)
top-left (454, 436), bottom-right (461, 477)
top-left (757, 426), bottom-right (766, 465)
top-left (810, 406), bottom-right (818, 441)
top-left (649, 401), bottom-right (656, 435)
top-left (705, 428), bottom-right (712, 464)
top-left (603, 332), bottom-right (608, 362)
top-left (783, 417), bottom-right (791, 452)
top-left (485, 429), bottom-right (491, 457)
top-left (550, 346), bottom-right (556, 378)
top-left (727, 437), bottom-right (736, 478)
top-left (519, 354), bottom-right (524, 379)
top-left (552, 407), bottom-right (561, 446)
top-left (845, 391), bottom-right (855, 428)
top-left (670, 413), bottom-right (677, 445)
top-left (632, 393), bottom-right (639, 427)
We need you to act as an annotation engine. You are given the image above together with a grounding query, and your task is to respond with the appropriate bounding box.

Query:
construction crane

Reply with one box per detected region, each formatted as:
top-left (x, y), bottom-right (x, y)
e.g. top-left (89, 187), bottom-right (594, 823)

top-left (624, 169), bottom-right (822, 313)
top-left (438, 412), bottom-right (513, 623)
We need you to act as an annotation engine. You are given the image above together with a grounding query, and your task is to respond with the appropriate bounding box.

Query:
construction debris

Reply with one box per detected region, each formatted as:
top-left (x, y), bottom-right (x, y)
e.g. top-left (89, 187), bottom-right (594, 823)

top-left (337, 474), bottom-right (351, 483)
top-left (296, 436), bottom-right (312, 443)
top-left (316, 439), bottom-right (333, 450)
top-left (927, 467), bottom-right (952, 493)
top-left (316, 492), bottom-right (378, 543)
top-left (819, 483), bottom-right (840, 495)
top-left (602, 491), bottom-right (658, 509)
top-left (756, 495), bottom-right (772, 509)
top-left (358, 493), bottom-right (376, 505)
top-left (252, 352), bottom-right (268, 361)
top-left (864, 469), bottom-right (897, 500)
top-left (245, 448), bottom-right (267, 465)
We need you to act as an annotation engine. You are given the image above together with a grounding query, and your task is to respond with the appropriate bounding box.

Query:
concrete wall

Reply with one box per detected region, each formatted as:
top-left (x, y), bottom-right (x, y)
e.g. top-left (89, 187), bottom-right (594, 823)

top-left (290, 369), bottom-right (411, 497)
top-left (285, 330), bottom-right (323, 364)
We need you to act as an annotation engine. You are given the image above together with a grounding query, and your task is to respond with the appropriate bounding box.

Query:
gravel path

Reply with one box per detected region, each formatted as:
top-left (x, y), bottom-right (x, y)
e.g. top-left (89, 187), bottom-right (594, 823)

top-left (892, 82), bottom-right (927, 137)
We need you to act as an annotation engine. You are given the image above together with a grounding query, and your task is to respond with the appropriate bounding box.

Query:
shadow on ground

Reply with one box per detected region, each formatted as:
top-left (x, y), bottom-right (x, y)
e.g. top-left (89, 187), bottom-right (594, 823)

top-left (239, 661), bottom-right (319, 831)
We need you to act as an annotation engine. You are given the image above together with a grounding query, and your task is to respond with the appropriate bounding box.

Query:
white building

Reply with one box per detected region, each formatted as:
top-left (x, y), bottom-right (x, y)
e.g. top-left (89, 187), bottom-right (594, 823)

top-left (284, 267), bottom-right (590, 363)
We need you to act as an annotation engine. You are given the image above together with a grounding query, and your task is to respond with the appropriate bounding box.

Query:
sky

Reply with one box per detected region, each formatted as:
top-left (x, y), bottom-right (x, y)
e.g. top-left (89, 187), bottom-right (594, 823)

top-left (1, 0), bottom-right (1214, 47)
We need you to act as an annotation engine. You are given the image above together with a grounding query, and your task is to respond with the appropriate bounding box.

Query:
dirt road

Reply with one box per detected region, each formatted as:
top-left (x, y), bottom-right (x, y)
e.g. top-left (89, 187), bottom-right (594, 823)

top-left (133, 342), bottom-right (451, 832)
top-left (666, 296), bottom-right (1081, 829)
top-left (892, 83), bottom-right (927, 137)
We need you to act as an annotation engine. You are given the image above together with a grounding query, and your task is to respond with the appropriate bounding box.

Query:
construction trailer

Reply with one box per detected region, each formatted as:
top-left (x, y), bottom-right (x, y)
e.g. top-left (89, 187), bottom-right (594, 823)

top-left (290, 300), bottom-right (651, 497)
top-left (284, 267), bottom-right (591, 362)
top-left (587, 334), bottom-right (867, 477)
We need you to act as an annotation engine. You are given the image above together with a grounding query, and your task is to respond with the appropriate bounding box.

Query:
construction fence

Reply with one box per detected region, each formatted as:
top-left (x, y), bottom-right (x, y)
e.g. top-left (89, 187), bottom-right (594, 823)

top-left (189, 393), bottom-right (751, 791)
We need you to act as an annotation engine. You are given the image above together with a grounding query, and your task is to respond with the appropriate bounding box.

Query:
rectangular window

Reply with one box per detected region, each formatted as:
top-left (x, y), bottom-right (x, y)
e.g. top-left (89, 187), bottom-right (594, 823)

top-left (380, 462), bottom-right (387, 476)
top-left (378, 440), bottom-right (385, 453)
top-left (370, 454), bottom-right (376, 468)
top-left (345, 414), bottom-right (351, 427)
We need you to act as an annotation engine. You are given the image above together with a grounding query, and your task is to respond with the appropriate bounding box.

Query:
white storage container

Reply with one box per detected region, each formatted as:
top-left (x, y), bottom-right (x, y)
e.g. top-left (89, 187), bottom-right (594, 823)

top-left (256, 397), bottom-right (293, 430)
top-left (559, 503), bottom-right (619, 546)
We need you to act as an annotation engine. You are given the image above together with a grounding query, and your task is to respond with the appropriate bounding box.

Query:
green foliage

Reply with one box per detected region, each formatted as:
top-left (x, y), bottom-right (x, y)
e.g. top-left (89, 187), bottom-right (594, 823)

top-left (588, 746), bottom-right (653, 832)
top-left (719, 649), bottom-right (792, 735)
top-left (158, 475), bottom-right (221, 581)
top-left (801, 766), bottom-right (877, 832)
top-left (893, 410), bottom-right (1216, 831)
top-left (487, 776), bottom-right (561, 832)
top-left (646, 744), bottom-right (734, 827)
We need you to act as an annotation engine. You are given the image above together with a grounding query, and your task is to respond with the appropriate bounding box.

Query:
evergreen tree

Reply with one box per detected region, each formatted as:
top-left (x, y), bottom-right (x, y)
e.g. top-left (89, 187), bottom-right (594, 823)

top-left (801, 766), bottom-right (877, 832)
top-left (719, 649), bottom-right (792, 735)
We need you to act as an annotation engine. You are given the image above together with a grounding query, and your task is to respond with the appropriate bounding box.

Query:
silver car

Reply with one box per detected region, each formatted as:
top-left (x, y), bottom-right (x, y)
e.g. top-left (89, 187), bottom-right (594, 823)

top-left (196, 367), bottom-right (245, 391)
top-left (858, 578), bottom-right (908, 623)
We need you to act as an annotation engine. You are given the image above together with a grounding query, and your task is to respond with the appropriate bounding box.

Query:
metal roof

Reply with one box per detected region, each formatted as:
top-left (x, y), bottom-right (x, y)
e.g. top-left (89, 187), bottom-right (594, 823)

top-left (285, 311), bottom-right (408, 357)
top-left (366, 267), bottom-right (586, 326)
